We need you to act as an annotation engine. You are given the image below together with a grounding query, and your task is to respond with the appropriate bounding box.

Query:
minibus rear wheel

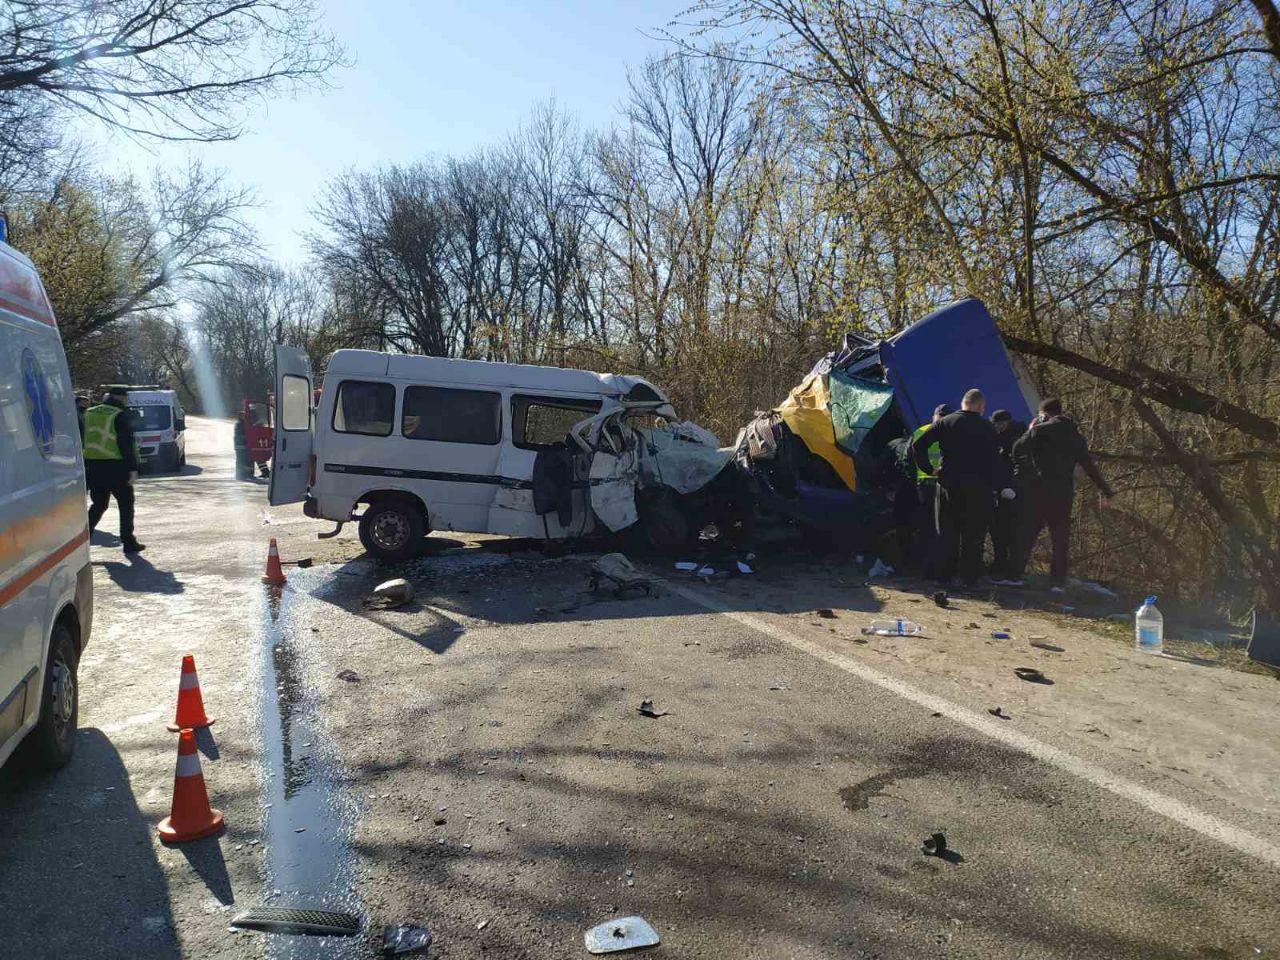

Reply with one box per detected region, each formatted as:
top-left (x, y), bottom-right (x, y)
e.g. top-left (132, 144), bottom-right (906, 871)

top-left (359, 499), bottom-right (426, 562)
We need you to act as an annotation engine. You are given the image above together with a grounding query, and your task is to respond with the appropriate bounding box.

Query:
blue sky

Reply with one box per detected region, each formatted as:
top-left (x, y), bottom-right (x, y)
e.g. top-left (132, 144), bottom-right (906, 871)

top-left (82, 0), bottom-right (687, 265)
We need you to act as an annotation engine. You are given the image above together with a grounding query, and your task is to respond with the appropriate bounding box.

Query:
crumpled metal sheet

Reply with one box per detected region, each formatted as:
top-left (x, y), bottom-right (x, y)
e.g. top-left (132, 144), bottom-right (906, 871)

top-left (584, 915), bottom-right (661, 954)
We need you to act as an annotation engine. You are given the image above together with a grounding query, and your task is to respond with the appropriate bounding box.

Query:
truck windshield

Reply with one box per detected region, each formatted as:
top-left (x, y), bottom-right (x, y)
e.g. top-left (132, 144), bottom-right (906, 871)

top-left (130, 405), bottom-right (171, 431)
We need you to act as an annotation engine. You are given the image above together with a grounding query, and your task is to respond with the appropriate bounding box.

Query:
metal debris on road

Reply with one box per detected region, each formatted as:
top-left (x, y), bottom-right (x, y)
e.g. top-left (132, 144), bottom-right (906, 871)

top-left (1014, 666), bottom-right (1055, 685)
top-left (921, 833), bottom-right (965, 863)
top-left (988, 707), bottom-right (1011, 720)
top-left (336, 669), bottom-right (361, 683)
top-left (476, 918), bottom-right (490, 931)
top-left (1030, 640), bottom-right (1066, 653)
top-left (991, 631), bottom-right (1011, 639)
top-left (382, 922), bottom-right (433, 956)
top-left (584, 915), bottom-right (661, 954)
top-left (230, 907), bottom-right (360, 937)
top-left (366, 578), bottom-right (415, 608)
top-left (638, 699), bottom-right (668, 718)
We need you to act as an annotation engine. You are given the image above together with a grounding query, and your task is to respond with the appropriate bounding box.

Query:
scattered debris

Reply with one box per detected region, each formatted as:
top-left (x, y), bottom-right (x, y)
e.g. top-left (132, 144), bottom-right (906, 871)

top-left (336, 669), bottom-right (361, 683)
top-left (638, 699), bottom-right (668, 718)
top-left (991, 631), bottom-right (1011, 640)
top-left (283, 557), bottom-right (314, 568)
top-left (921, 832), bottom-right (965, 864)
top-left (432, 816), bottom-right (447, 826)
top-left (1014, 666), bottom-right (1054, 685)
top-left (382, 922), bottom-right (432, 956)
top-left (867, 558), bottom-right (894, 578)
top-left (584, 915), bottom-right (661, 954)
top-left (966, 622), bottom-right (980, 629)
top-left (590, 553), bottom-right (658, 597)
top-left (861, 619), bottom-right (924, 637)
top-left (1030, 641), bottom-right (1065, 653)
top-left (230, 907), bottom-right (360, 937)
top-left (735, 560), bottom-right (754, 575)
top-left (674, 561), bottom-right (698, 571)
top-left (365, 578), bottom-right (414, 608)
top-left (476, 918), bottom-right (490, 931)
top-left (988, 707), bottom-right (1011, 720)
top-left (816, 608), bottom-right (838, 619)
top-left (933, 591), bottom-right (949, 608)
top-left (1070, 578), bottom-right (1119, 599)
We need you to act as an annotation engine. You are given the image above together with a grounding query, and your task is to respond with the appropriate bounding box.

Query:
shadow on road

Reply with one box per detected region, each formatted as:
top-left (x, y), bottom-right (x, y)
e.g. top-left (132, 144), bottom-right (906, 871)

top-left (0, 729), bottom-right (181, 959)
top-left (194, 725), bottom-right (220, 760)
top-left (96, 555), bottom-right (185, 594)
top-left (172, 836), bottom-right (233, 906)
top-left (90, 528), bottom-right (121, 547)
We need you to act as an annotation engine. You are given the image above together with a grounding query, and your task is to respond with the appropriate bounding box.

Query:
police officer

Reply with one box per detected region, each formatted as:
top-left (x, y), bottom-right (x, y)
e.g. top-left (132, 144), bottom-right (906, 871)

top-left (912, 389), bottom-right (1007, 585)
top-left (83, 387), bottom-right (145, 554)
top-left (988, 408), bottom-right (1028, 581)
top-left (906, 404), bottom-right (950, 572)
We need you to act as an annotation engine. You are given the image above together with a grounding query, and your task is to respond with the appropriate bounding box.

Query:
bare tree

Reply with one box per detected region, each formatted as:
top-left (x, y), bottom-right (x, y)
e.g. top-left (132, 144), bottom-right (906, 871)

top-left (0, 0), bottom-right (342, 140)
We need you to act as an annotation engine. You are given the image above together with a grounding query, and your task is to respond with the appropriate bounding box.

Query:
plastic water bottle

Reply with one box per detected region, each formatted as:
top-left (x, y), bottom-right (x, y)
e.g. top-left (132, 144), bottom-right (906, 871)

top-left (862, 619), bottom-right (924, 637)
top-left (1135, 596), bottom-right (1164, 654)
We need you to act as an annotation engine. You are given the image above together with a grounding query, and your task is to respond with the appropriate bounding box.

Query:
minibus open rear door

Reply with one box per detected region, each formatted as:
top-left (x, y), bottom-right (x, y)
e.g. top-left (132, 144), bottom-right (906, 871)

top-left (268, 345), bottom-right (313, 506)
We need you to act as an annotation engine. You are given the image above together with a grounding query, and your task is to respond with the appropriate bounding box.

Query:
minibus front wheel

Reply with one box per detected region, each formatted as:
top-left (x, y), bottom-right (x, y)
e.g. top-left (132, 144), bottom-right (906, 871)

top-left (358, 497), bottom-right (426, 562)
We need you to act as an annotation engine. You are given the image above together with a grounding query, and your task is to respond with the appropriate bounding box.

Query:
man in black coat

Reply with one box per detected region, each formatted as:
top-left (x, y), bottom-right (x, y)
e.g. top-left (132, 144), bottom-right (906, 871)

top-left (912, 389), bottom-right (1009, 585)
top-left (1009, 398), bottom-right (1113, 591)
top-left (988, 409), bottom-right (1028, 581)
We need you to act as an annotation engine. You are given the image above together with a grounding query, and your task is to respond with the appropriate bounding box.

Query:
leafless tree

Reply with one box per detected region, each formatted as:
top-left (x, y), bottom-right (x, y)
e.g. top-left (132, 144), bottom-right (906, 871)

top-left (0, 0), bottom-right (343, 141)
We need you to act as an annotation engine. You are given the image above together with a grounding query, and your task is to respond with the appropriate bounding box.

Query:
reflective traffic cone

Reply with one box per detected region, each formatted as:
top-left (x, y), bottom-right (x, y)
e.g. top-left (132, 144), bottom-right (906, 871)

top-left (262, 537), bottom-right (286, 585)
top-left (166, 654), bottom-right (214, 732)
top-left (157, 729), bottom-right (224, 843)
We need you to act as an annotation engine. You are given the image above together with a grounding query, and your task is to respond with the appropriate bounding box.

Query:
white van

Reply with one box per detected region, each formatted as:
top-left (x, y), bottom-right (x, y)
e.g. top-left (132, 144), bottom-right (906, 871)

top-left (269, 347), bottom-right (735, 560)
top-left (109, 386), bottom-right (186, 472)
top-left (0, 236), bottom-right (90, 770)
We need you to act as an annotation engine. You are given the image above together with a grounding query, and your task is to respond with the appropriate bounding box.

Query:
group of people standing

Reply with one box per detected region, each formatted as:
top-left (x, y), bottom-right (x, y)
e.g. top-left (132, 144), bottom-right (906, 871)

top-left (895, 389), bottom-right (1113, 591)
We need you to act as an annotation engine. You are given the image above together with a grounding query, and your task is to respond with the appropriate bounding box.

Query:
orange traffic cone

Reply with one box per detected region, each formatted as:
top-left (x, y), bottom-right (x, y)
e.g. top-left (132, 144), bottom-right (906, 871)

top-left (262, 537), bottom-right (286, 585)
top-left (157, 728), bottom-right (224, 843)
top-left (166, 654), bottom-right (214, 732)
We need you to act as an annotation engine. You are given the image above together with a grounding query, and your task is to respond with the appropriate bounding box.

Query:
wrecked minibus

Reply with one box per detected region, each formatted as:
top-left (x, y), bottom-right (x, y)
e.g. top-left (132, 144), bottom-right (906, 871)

top-left (736, 298), bottom-right (1036, 550)
top-left (269, 347), bottom-right (741, 560)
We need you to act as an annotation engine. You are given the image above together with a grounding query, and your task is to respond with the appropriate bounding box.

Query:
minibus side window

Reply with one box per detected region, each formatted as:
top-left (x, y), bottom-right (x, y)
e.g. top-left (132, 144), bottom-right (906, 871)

top-left (401, 386), bottom-right (500, 445)
top-left (332, 380), bottom-right (394, 437)
top-left (512, 395), bottom-right (602, 451)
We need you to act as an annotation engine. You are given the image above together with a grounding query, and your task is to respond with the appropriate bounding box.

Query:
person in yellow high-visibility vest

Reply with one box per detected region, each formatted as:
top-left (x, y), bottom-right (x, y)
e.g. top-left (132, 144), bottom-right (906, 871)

top-left (83, 386), bottom-right (145, 554)
top-left (907, 403), bottom-right (949, 574)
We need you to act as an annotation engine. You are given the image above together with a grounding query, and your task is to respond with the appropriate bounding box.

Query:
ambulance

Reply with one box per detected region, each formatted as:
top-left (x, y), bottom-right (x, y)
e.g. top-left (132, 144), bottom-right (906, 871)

top-left (102, 385), bottom-right (187, 472)
top-left (0, 225), bottom-right (90, 770)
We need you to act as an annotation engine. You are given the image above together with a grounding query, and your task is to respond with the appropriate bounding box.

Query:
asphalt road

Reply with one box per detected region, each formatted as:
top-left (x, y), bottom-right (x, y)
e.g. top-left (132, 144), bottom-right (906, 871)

top-left (2, 415), bottom-right (1277, 960)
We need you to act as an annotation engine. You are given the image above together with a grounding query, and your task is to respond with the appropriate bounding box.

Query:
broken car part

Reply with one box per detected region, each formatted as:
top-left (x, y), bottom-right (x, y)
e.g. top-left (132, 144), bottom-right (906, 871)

top-left (229, 907), bottom-right (361, 937)
top-left (638, 699), bottom-right (668, 718)
top-left (584, 915), bottom-right (661, 954)
top-left (382, 922), bottom-right (432, 956)
top-left (988, 707), bottom-right (1011, 720)
top-left (1014, 667), bottom-right (1055, 685)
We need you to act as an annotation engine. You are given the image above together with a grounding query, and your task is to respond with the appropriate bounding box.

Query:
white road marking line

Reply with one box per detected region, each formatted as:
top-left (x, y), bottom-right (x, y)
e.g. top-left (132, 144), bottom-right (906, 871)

top-left (667, 582), bottom-right (1280, 871)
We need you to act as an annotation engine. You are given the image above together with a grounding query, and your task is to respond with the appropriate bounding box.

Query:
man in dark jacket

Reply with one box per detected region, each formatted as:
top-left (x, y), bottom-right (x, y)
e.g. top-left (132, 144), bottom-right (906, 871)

top-left (912, 389), bottom-right (1007, 585)
top-left (83, 387), bottom-right (145, 553)
top-left (1009, 398), bottom-right (1113, 590)
top-left (988, 409), bottom-right (1028, 581)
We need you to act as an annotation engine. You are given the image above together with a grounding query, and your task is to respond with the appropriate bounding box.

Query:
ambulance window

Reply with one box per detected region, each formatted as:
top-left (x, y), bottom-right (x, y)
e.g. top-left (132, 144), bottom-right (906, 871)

top-left (402, 386), bottom-right (500, 445)
top-left (512, 395), bottom-right (601, 451)
top-left (332, 380), bottom-right (393, 436)
top-left (281, 375), bottom-right (312, 431)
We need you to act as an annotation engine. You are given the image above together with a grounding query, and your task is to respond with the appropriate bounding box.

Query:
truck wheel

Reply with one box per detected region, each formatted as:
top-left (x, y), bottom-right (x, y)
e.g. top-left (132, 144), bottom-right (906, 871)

top-left (359, 501), bottom-right (425, 562)
top-left (20, 621), bottom-right (79, 770)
